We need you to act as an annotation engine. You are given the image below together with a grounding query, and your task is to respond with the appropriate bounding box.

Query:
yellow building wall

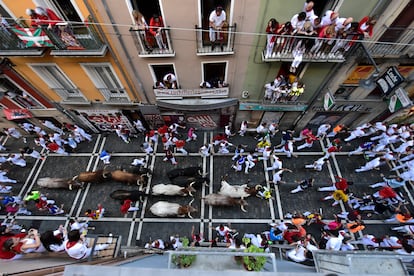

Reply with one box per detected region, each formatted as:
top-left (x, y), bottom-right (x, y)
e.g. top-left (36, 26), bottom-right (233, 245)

top-left (3, 0), bottom-right (139, 103)
top-left (11, 55), bottom-right (116, 102)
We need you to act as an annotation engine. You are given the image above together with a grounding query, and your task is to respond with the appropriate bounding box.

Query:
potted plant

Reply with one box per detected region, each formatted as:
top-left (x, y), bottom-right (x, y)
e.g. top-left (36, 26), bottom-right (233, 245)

top-left (241, 238), bottom-right (267, 271)
top-left (172, 237), bottom-right (196, 268)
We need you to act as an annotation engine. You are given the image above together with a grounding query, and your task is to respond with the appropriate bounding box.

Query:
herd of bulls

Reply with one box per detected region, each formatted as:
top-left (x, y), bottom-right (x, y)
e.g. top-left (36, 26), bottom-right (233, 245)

top-left (37, 165), bottom-right (262, 218)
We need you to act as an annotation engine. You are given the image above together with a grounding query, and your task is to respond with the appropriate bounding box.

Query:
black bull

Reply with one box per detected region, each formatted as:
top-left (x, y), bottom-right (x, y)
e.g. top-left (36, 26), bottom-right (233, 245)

top-left (110, 189), bottom-right (150, 202)
top-left (167, 166), bottom-right (203, 180)
top-left (171, 176), bottom-right (210, 188)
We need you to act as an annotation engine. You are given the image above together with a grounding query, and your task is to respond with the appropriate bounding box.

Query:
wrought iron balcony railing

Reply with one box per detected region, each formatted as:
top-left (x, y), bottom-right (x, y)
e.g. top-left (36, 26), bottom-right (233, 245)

top-left (0, 21), bottom-right (107, 56)
top-left (367, 27), bottom-right (414, 57)
top-left (262, 34), bottom-right (363, 62)
top-left (195, 24), bottom-right (236, 55)
top-left (129, 27), bottom-right (174, 57)
top-left (0, 25), bottom-right (46, 55)
top-left (52, 88), bottom-right (89, 104)
top-left (98, 88), bottom-right (132, 104)
top-left (46, 22), bottom-right (108, 56)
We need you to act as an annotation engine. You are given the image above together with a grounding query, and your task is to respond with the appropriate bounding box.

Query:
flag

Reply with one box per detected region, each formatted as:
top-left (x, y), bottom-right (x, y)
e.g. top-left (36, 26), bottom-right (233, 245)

top-left (11, 27), bottom-right (54, 48)
top-left (3, 108), bottom-right (32, 120)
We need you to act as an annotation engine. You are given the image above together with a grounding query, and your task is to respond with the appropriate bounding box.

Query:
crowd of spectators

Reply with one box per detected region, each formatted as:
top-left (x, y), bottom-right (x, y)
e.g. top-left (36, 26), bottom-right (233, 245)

top-left (263, 74), bottom-right (305, 103)
top-left (264, 1), bottom-right (376, 63)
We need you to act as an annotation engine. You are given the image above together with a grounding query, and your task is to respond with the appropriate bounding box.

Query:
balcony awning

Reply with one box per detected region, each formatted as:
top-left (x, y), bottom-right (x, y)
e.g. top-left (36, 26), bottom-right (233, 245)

top-left (157, 98), bottom-right (238, 111)
top-left (3, 108), bottom-right (32, 120)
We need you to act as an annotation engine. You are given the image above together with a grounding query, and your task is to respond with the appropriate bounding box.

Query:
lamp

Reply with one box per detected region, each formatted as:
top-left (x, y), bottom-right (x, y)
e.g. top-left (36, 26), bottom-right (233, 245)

top-left (358, 44), bottom-right (380, 90)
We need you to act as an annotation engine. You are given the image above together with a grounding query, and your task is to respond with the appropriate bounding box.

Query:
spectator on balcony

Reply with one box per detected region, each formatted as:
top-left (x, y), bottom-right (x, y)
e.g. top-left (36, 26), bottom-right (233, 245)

top-left (274, 22), bottom-right (293, 54)
top-left (0, 14), bottom-right (11, 35)
top-left (30, 7), bottom-right (62, 31)
top-left (209, 6), bottom-right (227, 51)
top-left (209, 76), bottom-right (228, 88)
top-left (303, 1), bottom-right (316, 21)
top-left (290, 12), bottom-right (307, 34)
top-left (334, 17), bottom-right (353, 34)
top-left (155, 81), bottom-right (166, 89)
top-left (264, 81), bottom-right (277, 101)
top-left (55, 22), bottom-right (84, 50)
top-left (132, 10), bottom-right (152, 52)
top-left (149, 14), bottom-right (166, 50)
top-left (311, 17), bottom-right (322, 32)
top-left (358, 16), bottom-right (377, 38)
top-left (265, 18), bottom-right (279, 58)
top-left (295, 21), bottom-right (317, 51)
top-left (290, 44), bottom-right (306, 73)
top-left (163, 73), bottom-right (177, 89)
top-left (321, 10), bottom-right (339, 27)
top-left (200, 81), bottom-right (212, 88)
top-left (310, 24), bottom-right (336, 57)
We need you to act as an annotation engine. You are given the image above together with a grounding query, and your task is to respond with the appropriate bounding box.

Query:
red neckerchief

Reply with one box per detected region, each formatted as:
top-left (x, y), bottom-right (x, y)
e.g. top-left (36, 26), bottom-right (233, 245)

top-left (66, 241), bottom-right (78, 249)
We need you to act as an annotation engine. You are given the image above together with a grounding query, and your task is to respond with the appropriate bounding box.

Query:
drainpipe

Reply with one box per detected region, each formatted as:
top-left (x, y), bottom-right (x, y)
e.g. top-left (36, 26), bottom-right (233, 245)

top-left (83, 0), bottom-right (149, 103)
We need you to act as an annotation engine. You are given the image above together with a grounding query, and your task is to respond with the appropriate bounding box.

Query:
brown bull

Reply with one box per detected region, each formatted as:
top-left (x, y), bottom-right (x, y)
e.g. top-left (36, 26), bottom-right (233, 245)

top-left (110, 170), bottom-right (148, 186)
top-left (72, 169), bottom-right (111, 185)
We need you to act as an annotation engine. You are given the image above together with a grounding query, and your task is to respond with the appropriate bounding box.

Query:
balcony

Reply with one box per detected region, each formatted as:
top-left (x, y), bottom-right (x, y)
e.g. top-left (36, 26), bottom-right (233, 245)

top-left (98, 88), bottom-right (133, 105)
top-left (47, 22), bottom-right (108, 56)
top-left (262, 34), bottom-right (363, 63)
top-left (195, 24), bottom-right (236, 55)
top-left (52, 88), bottom-right (90, 105)
top-left (367, 27), bottom-right (414, 58)
top-left (0, 20), bottom-right (107, 56)
top-left (0, 26), bottom-right (46, 56)
top-left (129, 27), bottom-right (174, 57)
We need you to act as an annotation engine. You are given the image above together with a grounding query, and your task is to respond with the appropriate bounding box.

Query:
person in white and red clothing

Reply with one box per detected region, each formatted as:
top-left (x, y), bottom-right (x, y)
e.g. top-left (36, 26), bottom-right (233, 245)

top-left (64, 229), bottom-right (111, 260)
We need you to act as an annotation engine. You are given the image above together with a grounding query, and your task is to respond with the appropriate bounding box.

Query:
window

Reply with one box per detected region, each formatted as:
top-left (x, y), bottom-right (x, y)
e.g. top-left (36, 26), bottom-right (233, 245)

top-left (34, 0), bottom-right (83, 22)
top-left (129, 0), bottom-right (162, 25)
top-left (150, 64), bottom-right (177, 87)
top-left (0, 77), bottom-right (43, 108)
top-left (30, 64), bottom-right (87, 102)
top-left (81, 63), bottom-right (129, 101)
top-left (202, 62), bottom-right (227, 86)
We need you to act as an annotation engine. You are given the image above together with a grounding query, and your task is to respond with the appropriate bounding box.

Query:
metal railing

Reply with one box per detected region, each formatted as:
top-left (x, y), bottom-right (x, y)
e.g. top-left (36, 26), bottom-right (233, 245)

top-left (98, 88), bottom-right (131, 103)
top-left (52, 88), bottom-right (89, 103)
top-left (262, 33), bottom-right (364, 62)
top-left (129, 27), bottom-right (174, 56)
top-left (46, 21), bottom-right (107, 56)
top-left (0, 20), bottom-right (107, 56)
top-left (367, 27), bottom-right (414, 57)
top-left (0, 25), bottom-right (45, 55)
top-left (195, 24), bottom-right (237, 54)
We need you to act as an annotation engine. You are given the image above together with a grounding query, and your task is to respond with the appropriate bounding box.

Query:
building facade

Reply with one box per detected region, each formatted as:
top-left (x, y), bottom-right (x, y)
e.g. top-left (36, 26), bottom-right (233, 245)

top-left (0, 0), bottom-right (412, 133)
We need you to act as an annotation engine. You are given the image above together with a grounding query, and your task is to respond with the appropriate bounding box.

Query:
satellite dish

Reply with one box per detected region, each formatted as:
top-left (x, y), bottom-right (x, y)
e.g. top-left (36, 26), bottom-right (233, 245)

top-left (359, 77), bottom-right (377, 90)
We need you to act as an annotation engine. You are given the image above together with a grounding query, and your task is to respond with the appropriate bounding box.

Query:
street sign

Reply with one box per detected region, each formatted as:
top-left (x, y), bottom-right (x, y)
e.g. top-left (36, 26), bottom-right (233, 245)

top-left (324, 92), bottom-right (335, 111)
top-left (376, 66), bottom-right (405, 95)
top-left (388, 88), bottom-right (412, 113)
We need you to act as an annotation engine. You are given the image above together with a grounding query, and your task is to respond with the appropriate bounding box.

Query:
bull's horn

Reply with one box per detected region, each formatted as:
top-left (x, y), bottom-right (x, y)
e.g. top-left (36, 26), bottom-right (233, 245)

top-left (189, 199), bottom-right (194, 206)
top-left (188, 212), bottom-right (193, 219)
top-left (103, 172), bottom-right (111, 179)
top-left (202, 172), bottom-right (208, 177)
top-left (189, 190), bottom-right (193, 197)
top-left (72, 175), bottom-right (78, 181)
top-left (255, 184), bottom-right (262, 190)
top-left (69, 183), bottom-right (73, 190)
top-left (241, 205), bottom-right (247, 213)
top-left (189, 181), bottom-right (195, 187)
